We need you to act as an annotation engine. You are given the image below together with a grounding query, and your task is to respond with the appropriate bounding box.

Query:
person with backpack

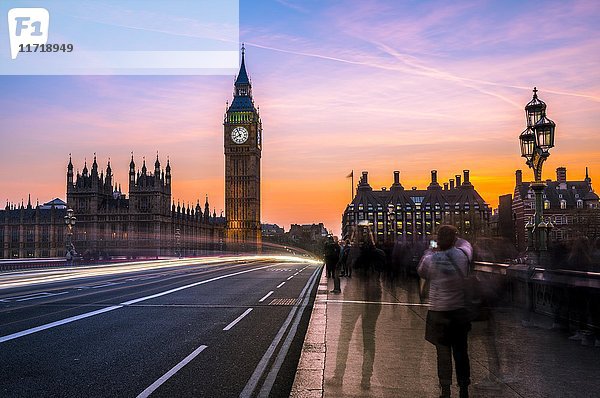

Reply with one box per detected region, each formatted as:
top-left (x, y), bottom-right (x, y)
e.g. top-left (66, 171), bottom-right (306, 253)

top-left (418, 225), bottom-right (473, 398)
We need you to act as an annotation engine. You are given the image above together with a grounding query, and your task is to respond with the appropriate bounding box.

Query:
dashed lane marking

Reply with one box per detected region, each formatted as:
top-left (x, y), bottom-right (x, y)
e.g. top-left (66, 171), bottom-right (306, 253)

top-left (0, 263), bottom-right (277, 344)
top-left (1, 291), bottom-right (69, 302)
top-left (136, 344), bottom-right (208, 398)
top-left (259, 291), bottom-right (274, 303)
top-left (223, 308), bottom-right (253, 331)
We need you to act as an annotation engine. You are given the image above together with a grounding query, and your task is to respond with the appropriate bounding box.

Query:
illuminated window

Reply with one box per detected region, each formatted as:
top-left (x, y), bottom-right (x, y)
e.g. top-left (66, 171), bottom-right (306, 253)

top-left (560, 200), bottom-right (566, 209)
top-left (544, 200), bottom-right (550, 210)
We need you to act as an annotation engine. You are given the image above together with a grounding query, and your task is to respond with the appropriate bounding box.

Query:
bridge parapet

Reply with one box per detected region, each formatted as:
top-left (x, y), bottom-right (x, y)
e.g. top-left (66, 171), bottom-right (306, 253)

top-left (473, 261), bottom-right (600, 333)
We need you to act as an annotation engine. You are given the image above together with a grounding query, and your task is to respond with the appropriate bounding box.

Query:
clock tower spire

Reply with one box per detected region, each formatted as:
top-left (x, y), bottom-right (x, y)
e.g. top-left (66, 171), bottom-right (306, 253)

top-left (224, 44), bottom-right (262, 250)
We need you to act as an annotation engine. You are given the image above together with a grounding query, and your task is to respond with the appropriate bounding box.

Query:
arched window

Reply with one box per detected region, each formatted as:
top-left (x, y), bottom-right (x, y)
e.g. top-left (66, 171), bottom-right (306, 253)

top-left (560, 200), bottom-right (566, 209)
top-left (544, 200), bottom-right (550, 210)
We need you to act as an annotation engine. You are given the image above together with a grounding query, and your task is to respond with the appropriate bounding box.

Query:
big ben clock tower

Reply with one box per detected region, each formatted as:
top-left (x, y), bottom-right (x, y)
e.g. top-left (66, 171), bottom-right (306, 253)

top-left (224, 45), bottom-right (262, 249)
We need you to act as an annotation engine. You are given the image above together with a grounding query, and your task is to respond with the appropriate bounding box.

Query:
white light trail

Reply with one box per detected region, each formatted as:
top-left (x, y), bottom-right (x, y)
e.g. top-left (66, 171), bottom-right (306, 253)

top-left (0, 255), bottom-right (320, 290)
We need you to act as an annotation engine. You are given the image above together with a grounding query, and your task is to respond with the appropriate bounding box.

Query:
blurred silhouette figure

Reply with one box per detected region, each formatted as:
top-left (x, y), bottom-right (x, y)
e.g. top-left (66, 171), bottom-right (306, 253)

top-left (339, 239), bottom-right (351, 277)
top-left (549, 240), bottom-right (570, 330)
top-left (418, 225), bottom-right (473, 398)
top-left (520, 251), bottom-right (537, 329)
top-left (350, 223), bottom-right (386, 273)
top-left (332, 264), bottom-right (382, 390)
top-left (323, 235), bottom-right (340, 279)
top-left (391, 240), bottom-right (407, 280)
top-left (566, 237), bottom-right (593, 342)
top-left (331, 240), bottom-right (345, 294)
top-left (470, 273), bottom-right (507, 391)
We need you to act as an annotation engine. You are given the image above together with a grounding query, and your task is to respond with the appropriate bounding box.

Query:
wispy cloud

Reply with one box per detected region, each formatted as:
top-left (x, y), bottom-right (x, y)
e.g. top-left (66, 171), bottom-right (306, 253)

top-left (2, 0), bottom-right (600, 235)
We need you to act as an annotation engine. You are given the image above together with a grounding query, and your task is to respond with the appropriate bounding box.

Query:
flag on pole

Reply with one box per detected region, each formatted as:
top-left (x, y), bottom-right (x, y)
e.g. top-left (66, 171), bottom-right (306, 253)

top-left (347, 170), bottom-right (354, 202)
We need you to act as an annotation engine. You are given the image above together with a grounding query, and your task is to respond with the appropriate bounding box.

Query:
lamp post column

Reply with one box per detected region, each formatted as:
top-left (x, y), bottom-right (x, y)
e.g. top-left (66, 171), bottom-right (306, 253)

top-left (531, 182), bottom-right (545, 251)
top-left (64, 208), bottom-right (76, 264)
top-left (519, 87), bottom-right (556, 257)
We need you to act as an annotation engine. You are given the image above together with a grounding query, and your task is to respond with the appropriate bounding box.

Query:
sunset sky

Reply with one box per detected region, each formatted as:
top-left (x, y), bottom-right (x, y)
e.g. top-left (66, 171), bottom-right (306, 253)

top-left (1, 0), bottom-right (599, 236)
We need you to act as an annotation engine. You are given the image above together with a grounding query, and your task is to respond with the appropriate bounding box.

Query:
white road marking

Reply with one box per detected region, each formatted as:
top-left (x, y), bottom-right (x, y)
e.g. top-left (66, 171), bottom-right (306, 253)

top-left (1, 291), bottom-right (69, 302)
top-left (90, 281), bottom-right (125, 289)
top-left (325, 299), bottom-right (430, 306)
top-left (0, 264), bottom-right (276, 344)
top-left (258, 267), bottom-right (321, 397)
top-left (0, 305), bottom-right (123, 343)
top-left (16, 291), bottom-right (68, 301)
top-left (258, 291), bottom-right (274, 303)
top-left (241, 265), bottom-right (321, 398)
top-left (276, 282), bottom-right (285, 289)
top-left (223, 308), bottom-right (253, 331)
top-left (286, 275), bottom-right (294, 281)
top-left (3, 292), bottom-right (51, 300)
top-left (136, 344), bottom-right (208, 398)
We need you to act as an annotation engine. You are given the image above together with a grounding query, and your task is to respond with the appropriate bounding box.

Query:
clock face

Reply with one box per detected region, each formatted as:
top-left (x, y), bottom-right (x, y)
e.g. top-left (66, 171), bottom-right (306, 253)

top-left (231, 126), bottom-right (249, 144)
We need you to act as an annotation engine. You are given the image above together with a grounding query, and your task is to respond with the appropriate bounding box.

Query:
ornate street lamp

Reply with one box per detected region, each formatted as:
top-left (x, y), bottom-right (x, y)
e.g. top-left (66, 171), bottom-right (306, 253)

top-left (518, 87), bottom-right (556, 252)
top-left (64, 208), bottom-right (77, 262)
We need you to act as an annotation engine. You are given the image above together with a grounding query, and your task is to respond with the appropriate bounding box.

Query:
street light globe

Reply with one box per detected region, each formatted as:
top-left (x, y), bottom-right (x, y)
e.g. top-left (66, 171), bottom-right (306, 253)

top-left (519, 127), bottom-right (536, 159)
top-left (534, 115), bottom-right (556, 151)
top-left (525, 87), bottom-right (546, 127)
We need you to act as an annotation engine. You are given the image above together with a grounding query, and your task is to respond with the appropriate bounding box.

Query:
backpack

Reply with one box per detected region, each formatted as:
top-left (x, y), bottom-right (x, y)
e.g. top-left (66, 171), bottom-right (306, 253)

top-left (446, 250), bottom-right (485, 322)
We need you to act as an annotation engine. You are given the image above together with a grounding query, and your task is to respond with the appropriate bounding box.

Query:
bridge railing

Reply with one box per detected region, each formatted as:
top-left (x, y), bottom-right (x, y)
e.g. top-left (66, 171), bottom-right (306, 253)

top-left (0, 256), bottom-right (167, 272)
top-left (473, 261), bottom-right (600, 333)
top-left (0, 258), bottom-right (68, 272)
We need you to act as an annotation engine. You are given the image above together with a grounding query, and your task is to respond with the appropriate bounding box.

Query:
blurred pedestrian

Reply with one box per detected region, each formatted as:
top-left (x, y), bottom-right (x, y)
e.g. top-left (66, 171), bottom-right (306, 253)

top-left (339, 239), bottom-right (351, 277)
top-left (323, 235), bottom-right (340, 279)
top-left (566, 237), bottom-right (593, 342)
top-left (418, 225), bottom-right (473, 398)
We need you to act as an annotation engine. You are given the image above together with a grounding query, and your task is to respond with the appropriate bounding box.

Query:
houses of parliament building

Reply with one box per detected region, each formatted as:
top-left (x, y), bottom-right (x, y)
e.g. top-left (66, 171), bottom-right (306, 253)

top-left (1, 47), bottom-right (263, 259)
top-left (0, 154), bottom-right (225, 259)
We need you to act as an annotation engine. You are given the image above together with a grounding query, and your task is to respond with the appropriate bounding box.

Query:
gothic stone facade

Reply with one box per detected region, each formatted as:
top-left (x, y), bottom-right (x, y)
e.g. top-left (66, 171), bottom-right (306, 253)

top-left (224, 48), bottom-right (262, 249)
top-left (342, 170), bottom-right (492, 245)
top-left (0, 198), bottom-right (67, 258)
top-left (66, 155), bottom-right (225, 258)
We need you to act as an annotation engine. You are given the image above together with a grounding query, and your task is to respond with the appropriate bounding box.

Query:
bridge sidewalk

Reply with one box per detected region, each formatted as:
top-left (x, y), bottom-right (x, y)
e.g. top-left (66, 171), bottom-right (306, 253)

top-left (291, 270), bottom-right (600, 397)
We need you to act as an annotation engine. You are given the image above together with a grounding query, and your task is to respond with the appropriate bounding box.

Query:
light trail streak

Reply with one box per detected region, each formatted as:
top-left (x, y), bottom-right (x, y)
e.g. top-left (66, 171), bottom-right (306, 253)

top-left (0, 255), bottom-right (321, 290)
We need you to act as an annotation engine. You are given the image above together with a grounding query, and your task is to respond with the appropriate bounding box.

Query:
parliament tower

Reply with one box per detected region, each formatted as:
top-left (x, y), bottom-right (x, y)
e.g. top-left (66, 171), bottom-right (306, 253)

top-left (224, 46), bottom-right (262, 248)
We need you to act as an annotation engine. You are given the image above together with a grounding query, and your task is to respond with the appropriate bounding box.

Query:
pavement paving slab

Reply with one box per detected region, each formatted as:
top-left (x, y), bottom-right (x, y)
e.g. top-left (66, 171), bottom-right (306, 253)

top-left (292, 269), bottom-right (600, 398)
